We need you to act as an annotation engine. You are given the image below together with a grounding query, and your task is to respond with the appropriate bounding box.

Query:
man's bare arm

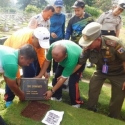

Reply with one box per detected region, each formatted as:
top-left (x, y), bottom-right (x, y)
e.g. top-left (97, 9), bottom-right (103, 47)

top-left (36, 59), bottom-right (51, 78)
top-left (4, 76), bottom-right (25, 101)
top-left (28, 18), bottom-right (38, 29)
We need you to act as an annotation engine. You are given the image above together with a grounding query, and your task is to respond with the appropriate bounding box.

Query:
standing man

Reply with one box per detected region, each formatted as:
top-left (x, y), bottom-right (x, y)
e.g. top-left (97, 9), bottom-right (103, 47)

top-left (65, 0), bottom-right (93, 68)
top-left (47, 0), bottom-right (66, 76)
top-left (77, 22), bottom-right (125, 119)
top-left (4, 27), bottom-right (50, 107)
top-left (0, 44), bottom-right (37, 107)
top-left (36, 40), bottom-right (85, 108)
top-left (28, 5), bottom-right (55, 29)
top-left (28, 5), bottom-right (55, 76)
top-left (97, 0), bottom-right (125, 37)
top-left (65, 0), bottom-right (93, 43)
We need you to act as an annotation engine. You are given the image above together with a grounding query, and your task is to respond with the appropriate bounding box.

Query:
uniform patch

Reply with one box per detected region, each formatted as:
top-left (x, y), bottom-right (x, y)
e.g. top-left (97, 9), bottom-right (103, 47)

top-left (106, 40), bottom-right (116, 47)
top-left (117, 47), bottom-right (125, 54)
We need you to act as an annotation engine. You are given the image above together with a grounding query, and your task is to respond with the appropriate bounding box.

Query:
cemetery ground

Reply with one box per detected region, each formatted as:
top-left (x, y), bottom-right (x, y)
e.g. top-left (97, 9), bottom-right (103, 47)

top-left (0, 15), bottom-right (125, 125)
top-left (0, 67), bottom-right (125, 125)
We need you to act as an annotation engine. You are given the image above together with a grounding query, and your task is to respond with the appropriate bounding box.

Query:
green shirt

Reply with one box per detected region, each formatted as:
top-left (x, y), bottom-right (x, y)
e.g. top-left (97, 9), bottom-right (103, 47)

top-left (46, 40), bottom-right (82, 77)
top-left (0, 45), bottom-right (18, 80)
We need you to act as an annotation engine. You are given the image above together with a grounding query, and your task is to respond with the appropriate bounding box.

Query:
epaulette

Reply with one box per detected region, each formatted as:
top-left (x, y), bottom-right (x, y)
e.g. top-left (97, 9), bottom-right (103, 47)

top-left (102, 35), bottom-right (119, 47)
top-left (118, 15), bottom-right (121, 20)
top-left (105, 11), bottom-right (109, 14)
top-left (34, 15), bottom-right (39, 19)
top-left (106, 40), bottom-right (117, 47)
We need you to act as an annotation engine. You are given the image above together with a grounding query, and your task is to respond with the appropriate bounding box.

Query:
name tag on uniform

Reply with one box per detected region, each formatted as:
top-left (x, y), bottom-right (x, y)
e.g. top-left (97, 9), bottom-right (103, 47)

top-left (102, 64), bottom-right (108, 74)
top-left (102, 58), bottom-right (108, 74)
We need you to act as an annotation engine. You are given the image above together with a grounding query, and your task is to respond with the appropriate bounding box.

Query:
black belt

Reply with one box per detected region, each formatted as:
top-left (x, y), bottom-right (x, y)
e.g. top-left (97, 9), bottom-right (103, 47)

top-left (101, 30), bottom-right (116, 36)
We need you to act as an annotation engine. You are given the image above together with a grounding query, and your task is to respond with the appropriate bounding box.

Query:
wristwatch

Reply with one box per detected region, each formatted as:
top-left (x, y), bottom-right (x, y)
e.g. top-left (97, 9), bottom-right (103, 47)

top-left (50, 89), bottom-right (55, 94)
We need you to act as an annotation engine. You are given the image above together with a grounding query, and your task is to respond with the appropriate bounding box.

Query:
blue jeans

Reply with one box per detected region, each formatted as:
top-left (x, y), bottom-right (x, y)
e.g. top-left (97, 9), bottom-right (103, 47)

top-left (5, 60), bottom-right (41, 101)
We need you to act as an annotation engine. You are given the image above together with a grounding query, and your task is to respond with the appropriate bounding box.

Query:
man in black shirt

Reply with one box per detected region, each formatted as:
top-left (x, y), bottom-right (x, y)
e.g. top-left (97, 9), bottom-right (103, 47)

top-left (65, 0), bottom-right (93, 43)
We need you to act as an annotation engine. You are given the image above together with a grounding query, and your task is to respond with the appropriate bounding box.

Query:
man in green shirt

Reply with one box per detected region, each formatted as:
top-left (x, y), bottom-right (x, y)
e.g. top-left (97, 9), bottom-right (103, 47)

top-left (36, 40), bottom-right (85, 107)
top-left (0, 44), bottom-right (36, 107)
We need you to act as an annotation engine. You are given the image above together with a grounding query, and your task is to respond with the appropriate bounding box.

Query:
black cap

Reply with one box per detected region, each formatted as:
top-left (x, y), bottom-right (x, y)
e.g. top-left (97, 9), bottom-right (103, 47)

top-left (118, 0), bottom-right (125, 9)
top-left (119, 3), bottom-right (125, 9)
top-left (72, 0), bottom-right (85, 8)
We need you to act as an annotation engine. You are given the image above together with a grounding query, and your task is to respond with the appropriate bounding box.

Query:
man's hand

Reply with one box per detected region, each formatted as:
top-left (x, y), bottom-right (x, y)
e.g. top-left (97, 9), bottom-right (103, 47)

top-left (44, 72), bottom-right (50, 79)
top-left (4, 76), bottom-right (25, 101)
top-left (19, 91), bottom-right (25, 101)
top-left (122, 82), bottom-right (125, 90)
top-left (51, 32), bottom-right (58, 38)
top-left (43, 90), bottom-right (53, 100)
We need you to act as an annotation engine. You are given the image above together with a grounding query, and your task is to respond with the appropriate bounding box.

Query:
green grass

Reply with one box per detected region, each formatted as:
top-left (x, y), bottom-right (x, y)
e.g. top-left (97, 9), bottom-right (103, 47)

top-left (0, 81), bottom-right (125, 125)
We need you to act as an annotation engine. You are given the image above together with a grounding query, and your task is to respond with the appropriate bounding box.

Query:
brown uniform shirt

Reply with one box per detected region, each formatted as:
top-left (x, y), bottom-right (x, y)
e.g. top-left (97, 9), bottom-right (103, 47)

top-left (79, 35), bottom-right (125, 75)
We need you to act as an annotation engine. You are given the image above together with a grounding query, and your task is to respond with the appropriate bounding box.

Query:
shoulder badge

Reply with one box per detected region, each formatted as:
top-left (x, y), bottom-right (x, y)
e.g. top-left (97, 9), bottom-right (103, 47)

top-left (106, 40), bottom-right (116, 47)
top-left (118, 15), bottom-right (121, 20)
top-left (117, 47), bottom-right (125, 54)
top-left (35, 15), bottom-right (39, 19)
top-left (105, 11), bottom-right (109, 14)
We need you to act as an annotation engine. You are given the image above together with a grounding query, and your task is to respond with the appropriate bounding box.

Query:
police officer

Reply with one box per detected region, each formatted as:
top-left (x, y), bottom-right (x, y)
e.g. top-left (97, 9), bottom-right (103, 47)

top-left (97, 0), bottom-right (125, 37)
top-left (76, 22), bottom-right (125, 119)
top-left (28, 6), bottom-right (55, 29)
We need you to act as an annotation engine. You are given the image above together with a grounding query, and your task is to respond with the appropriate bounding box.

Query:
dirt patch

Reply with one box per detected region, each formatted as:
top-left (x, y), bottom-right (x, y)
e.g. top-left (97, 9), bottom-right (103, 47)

top-left (21, 101), bottom-right (50, 121)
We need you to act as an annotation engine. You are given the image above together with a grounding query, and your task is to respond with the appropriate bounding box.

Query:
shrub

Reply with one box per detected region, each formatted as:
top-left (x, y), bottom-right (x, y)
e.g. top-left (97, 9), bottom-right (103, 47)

top-left (25, 5), bottom-right (40, 14)
top-left (85, 5), bottom-right (102, 18)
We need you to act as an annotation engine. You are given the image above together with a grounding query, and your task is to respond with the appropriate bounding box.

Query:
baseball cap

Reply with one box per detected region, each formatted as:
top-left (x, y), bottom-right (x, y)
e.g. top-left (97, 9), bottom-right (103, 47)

top-left (118, 0), bottom-right (125, 9)
top-left (54, 0), bottom-right (64, 7)
top-left (33, 27), bottom-right (50, 49)
top-left (72, 0), bottom-right (85, 8)
top-left (79, 22), bottom-right (101, 47)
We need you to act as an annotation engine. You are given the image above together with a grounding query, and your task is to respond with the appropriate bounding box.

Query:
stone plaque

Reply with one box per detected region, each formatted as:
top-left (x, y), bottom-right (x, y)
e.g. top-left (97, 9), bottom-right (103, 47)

top-left (20, 78), bottom-right (48, 100)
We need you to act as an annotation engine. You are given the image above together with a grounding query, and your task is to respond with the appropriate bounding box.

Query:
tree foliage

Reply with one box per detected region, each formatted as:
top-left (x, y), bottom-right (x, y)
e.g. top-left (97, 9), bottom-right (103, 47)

top-left (25, 5), bottom-right (40, 13)
top-left (0, 0), bottom-right (11, 7)
top-left (63, 0), bottom-right (112, 12)
top-left (17, 0), bottom-right (48, 10)
top-left (17, 0), bottom-right (31, 10)
top-left (84, 0), bottom-right (95, 6)
top-left (63, 0), bottom-right (76, 13)
top-left (85, 5), bottom-right (102, 18)
top-left (93, 0), bottom-right (112, 11)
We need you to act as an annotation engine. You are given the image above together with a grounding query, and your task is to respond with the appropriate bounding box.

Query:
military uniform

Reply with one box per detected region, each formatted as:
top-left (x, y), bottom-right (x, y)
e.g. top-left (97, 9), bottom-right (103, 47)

top-left (79, 35), bottom-right (125, 118)
top-left (28, 13), bottom-right (50, 29)
top-left (97, 10), bottom-right (122, 36)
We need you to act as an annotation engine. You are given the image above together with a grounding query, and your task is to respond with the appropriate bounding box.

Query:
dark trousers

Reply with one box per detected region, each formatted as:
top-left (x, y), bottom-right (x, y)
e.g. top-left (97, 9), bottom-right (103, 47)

top-left (5, 60), bottom-right (41, 101)
top-left (52, 64), bottom-right (85, 105)
top-left (47, 39), bottom-right (62, 73)
top-left (47, 59), bottom-right (58, 73)
top-left (88, 71), bottom-right (125, 118)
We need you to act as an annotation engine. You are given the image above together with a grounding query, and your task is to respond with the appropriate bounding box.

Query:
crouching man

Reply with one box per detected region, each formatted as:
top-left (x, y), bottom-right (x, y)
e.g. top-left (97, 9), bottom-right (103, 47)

top-left (0, 44), bottom-right (37, 107)
top-left (36, 40), bottom-right (85, 108)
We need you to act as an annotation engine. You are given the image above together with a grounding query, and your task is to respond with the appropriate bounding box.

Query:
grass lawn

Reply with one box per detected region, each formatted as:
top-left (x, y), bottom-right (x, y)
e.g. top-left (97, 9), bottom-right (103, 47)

top-left (0, 79), bottom-right (125, 125)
